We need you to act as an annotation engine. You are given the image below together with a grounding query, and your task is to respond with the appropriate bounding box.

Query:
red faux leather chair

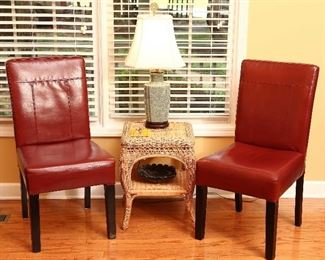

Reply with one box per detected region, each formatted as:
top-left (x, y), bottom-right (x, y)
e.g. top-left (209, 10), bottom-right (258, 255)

top-left (6, 56), bottom-right (116, 252)
top-left (195, 60), bottom-right (319, 259)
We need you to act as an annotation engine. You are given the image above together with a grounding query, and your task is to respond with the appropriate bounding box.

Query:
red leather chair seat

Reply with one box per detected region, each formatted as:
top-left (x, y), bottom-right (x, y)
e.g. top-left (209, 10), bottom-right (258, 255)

top-left (196, 142), bottom-right (305, 202)
top-left (18, 139), bottom-right (115, 195)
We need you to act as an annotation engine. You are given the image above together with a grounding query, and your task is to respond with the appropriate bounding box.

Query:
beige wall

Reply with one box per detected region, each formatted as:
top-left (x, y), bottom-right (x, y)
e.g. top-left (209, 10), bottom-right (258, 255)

top-left (246, 0), bottom-right (325, 180)
top-left (0, 0), bottom-right (324, 183)
top-left (0, 137), bottom-right (234, 183)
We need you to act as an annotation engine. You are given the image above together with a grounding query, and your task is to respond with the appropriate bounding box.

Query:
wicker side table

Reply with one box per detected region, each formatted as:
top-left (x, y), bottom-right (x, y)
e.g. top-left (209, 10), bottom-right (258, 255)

top-left (120, 121), bottom-right (196, 230)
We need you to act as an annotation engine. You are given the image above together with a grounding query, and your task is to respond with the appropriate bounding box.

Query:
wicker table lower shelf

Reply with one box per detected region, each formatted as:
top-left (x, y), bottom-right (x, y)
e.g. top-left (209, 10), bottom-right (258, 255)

top-left (131, 169), bottom-right (188, 194)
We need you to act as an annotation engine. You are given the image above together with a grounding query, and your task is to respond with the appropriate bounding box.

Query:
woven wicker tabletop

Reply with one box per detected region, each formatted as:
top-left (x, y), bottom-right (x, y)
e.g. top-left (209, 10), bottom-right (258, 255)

top-left (121, 121), bottom-right (194, 148)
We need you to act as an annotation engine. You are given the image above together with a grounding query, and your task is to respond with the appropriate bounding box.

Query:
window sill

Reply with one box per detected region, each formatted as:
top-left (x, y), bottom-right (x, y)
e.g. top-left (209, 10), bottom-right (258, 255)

top-left (0, 124), bottom-right (13, 137)
top-left (91, 118), bottom-right (235, 137)
top-left (0, 120), bottom-right (235, 138)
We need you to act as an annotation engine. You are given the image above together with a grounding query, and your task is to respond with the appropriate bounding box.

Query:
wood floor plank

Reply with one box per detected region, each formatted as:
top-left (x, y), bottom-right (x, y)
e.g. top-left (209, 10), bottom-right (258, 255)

top-left (0, 198), bottom-right (324, 259)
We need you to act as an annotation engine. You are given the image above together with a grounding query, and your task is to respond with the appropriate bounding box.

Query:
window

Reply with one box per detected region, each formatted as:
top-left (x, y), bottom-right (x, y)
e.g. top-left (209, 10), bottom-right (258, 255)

top-left (0, 0), bottom-right (248, 136)
top-left (0, 0), bottom-right (98, 121)
top-left (107, 0), bottom-right (244, 124)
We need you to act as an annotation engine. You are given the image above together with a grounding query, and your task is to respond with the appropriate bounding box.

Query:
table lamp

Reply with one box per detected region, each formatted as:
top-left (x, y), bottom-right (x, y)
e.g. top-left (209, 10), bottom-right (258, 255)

top-left (125, 3), bottom-right (185, 128)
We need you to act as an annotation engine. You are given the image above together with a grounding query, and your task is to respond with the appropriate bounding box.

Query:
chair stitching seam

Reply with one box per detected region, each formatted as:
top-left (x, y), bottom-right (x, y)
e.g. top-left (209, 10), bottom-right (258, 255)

top-left (15, 77), bottom-right (82, 84)
top-left (65, 80), bottom-right (74, 139)
top-left (30, 82), bottom-right (39, 143)
top-left (240, 80), bottom-right (306, 87)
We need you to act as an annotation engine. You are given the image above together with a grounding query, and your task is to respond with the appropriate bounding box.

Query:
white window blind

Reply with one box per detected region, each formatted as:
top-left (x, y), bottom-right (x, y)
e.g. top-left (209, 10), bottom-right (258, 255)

top-left (0, 0), bottom-right (98, 121)
top-left (108, 0), bottom-right (234, 118)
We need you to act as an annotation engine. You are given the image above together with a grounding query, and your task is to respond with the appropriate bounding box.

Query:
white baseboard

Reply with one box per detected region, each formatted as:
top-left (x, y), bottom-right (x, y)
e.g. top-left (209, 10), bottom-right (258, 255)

top-left (207, 180), bottom-right (325, 199)
top-left (0, 183), bottom-right (125, 200)
top-left (0, 181), bottom-right (324, 200)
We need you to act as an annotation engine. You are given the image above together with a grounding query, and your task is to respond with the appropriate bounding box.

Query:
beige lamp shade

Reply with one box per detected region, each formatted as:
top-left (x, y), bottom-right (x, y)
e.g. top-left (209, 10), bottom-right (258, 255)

top-left (125, 14), bottom-right (185, 70)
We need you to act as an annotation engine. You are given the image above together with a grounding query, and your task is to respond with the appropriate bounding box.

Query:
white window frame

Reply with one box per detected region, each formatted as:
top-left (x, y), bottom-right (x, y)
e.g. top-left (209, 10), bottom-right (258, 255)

top-left (0, 0), bottom-right (249, 137)
top-left (94, 0), bottom-right (248, 137)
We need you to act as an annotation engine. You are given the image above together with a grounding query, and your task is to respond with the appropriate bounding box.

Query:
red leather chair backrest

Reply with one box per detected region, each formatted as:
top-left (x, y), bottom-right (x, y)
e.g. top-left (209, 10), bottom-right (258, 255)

top-left (6, 56), bottom-right (91, 147)
top-left (235, 59), bottom-right (319, 154)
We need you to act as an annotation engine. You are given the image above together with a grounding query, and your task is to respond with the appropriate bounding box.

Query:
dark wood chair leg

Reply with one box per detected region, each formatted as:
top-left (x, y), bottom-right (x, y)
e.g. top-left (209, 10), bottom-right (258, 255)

top-left (29, 195), bottom-right (41, 253)
top-left (235, 193), bottom-right (242, 212)
top-left (20, 172), bottom-right (28, 218)
top-left (104, 184), bottom-right (116, 239)
top-left (84, 186), bottom-right (91, 209)
top-left (265, 201), bottom-right (278, 260)
top-left (195, 185), bottom-right (208, 240)
top-left (295, 173), bottom-right (304, 226)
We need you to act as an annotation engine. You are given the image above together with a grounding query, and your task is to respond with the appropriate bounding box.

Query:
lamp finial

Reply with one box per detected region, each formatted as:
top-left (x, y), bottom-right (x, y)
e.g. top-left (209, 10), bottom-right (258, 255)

top-left (150, 2), bottom-right (159, 15)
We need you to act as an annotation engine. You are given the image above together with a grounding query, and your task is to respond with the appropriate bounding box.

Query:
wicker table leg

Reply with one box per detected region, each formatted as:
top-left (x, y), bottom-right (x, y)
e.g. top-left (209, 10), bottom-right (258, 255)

top-left (185, 194), bottom-right (195, 224)
top-left (122, 194), bottom-right (135, 230)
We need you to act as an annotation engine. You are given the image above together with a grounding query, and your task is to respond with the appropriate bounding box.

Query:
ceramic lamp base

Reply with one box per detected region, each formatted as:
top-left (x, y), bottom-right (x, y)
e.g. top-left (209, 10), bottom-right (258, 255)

top-left (144, 71), bottom-right (170, 129)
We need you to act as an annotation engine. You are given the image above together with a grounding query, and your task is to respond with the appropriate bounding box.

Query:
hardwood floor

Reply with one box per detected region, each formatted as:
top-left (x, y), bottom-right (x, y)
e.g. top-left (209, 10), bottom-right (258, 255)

top-left (0, 198), bottom-right (324, 259)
